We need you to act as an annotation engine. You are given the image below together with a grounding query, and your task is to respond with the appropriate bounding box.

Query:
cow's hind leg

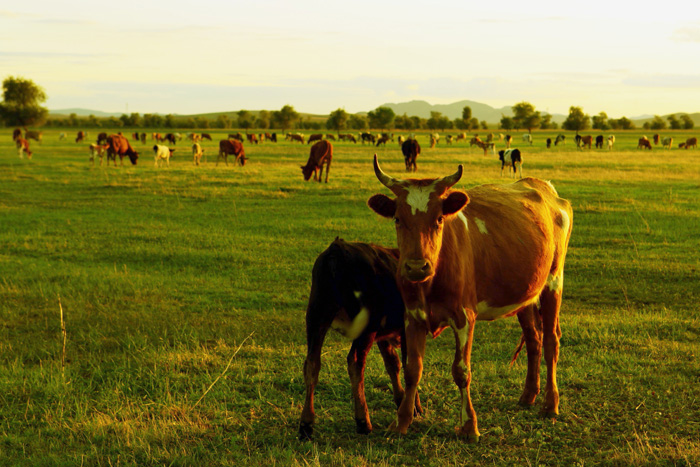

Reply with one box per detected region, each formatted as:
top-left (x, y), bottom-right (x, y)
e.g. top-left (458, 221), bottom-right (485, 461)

top-left (540, 285), bottom-right (562, 417)
top-left (377, 338), bottom-right (423, 416)
top-left (324, 159), bottom-right (330, 183)
top-left (347, 332), bottom-right (375, 434)
top-left (516, 303), bottom-right (543, 407)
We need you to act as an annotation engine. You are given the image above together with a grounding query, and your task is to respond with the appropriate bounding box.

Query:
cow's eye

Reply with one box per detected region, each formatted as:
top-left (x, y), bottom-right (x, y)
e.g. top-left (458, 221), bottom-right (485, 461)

top-left (393, 217), bottom-right (400, 226)
top-left (436, 215), bottom-right (444, 225)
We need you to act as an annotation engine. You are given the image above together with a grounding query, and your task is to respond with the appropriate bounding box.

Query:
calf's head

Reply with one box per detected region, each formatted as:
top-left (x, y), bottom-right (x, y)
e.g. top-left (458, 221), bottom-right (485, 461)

top-left (367, 155), bottom-right (469, 283)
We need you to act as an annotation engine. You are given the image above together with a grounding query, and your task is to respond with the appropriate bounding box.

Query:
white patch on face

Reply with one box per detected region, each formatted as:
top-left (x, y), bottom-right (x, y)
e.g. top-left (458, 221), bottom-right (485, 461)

top-left (458, 211), bottom-right (469, 232)
top-left (476, 297), bottom-right (538, 321)
top-left (474, 217), bottom-right (488, 234)
top-left (546, 272), bottom-right (563, 293)
top-left (405, 183), bottom-right (436, 215)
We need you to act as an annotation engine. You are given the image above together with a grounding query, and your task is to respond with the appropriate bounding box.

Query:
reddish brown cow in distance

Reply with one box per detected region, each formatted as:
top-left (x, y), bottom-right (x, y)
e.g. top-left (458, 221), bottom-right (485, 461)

top-left (106, 134), bottom-right (139, 166)
top-left (401, 138), bottom-right (420, 172)
top-left (217, 139), bottom-right (247, 166)
top-left (680, 137), bottom-right (698, 149)
top-left (301, 140), bottom-right (333, 182)
top-left (638, 138), bottom-right (652, 150)
top-left (76, 131), bottom-right (86, 143)
top-left (12, 128), bottom-right (22, 141)
top-left (366, 155), bottom-right (573, 441)
top-left (16, 137), bottom-right (32, 159)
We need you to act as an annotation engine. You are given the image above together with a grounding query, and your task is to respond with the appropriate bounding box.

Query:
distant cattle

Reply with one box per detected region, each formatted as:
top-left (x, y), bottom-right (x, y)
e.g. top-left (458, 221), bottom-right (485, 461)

top-left (576, 135), bottom-right (593, 149)
top-left (97, 132), bottom-right (109, 145)
top-left (217, 139), bottom-right (247, 166)
top-left (679, 137), bottom-right (697, 149)
top-left (164, 133), bottom-right (177, 145)
top-left (16, 138), bottom-right (32, 159)
top-left (504, 134), bottom-right (513, 148)
top-left (554, 134), bottom-right (566, 146)
top-left (298, 237), bottom-right (421, 439)
top-left (229, 133), bottom-right (244, 142)
top-left (469, 136), bottom-right (483, 147)
top-left (59, 132), bottom-right (67, 140)
top-left (106, 134), bottom-right (139, 166)
top-left (637, 137), bottom-right (652, 150)
top-left (132, 132), bottom-right (140, 141)
top-left (25, 130), bottom-right (42, 143)
top-left (76, 131), bottom-right (86, 143)
top-left (522, 133), bottom-right (533, 145)
top-left (192, 143), bottom-right (204, 165)
top-left (287, 133), bottom-right (305, 144)
top-left (268, 133), bottom-right (277, 143)
top-left (376, 134), bottom-right (391, 146)
top-left (662, 137), bottom-right (674, 149)
top-left (595, 135), bottom-right (604, 149)
top-left (455, 132), bottom-right (468, 143)
top-left (201, 133), bottom-right (212, 141)
top-left (499, 148), bottom-right (523, 178)
top-left (401, 139), bottom-right (421, 172)
top-left (153, 144), bottom-right (175, 167)
top-left (429, 133), bottom-right (439, 148)
top-left (301, 140), bottom-right (333, 182)
top-left (653, 134), bottom-right (660, 145)
top-left (12, 128), bottom-right (22, 141)
top-left (307, 133), bottom-right (323, 145)
top-left (444, 135), bottom-right (454, 145)
top-left (607, 135), bottom-right (615, 150)
top-left (339, 133), bottom-right (357, 143)
top-left (140, 133), bottom-right (147, 144)
top-left (546, 138), bottom-right (552, 148)
top-left (475, 140), bottom-right (496, 156)
top-left (325, 134), bottom-right (336, 141)
top-left (246, 133), bottom-right (259, 144)
top-left (360, 132), bottom-right (375, 145)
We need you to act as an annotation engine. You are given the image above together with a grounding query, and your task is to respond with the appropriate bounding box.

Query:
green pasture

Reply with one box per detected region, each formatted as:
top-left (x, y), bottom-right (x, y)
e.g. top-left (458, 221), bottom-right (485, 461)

top-left (1, 129), bottom-right (699, 466)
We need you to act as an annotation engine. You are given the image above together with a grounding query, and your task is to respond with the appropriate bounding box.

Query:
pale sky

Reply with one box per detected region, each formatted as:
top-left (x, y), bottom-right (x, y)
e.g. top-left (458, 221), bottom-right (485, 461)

top-left (2, 0), bottom-right (700, 118)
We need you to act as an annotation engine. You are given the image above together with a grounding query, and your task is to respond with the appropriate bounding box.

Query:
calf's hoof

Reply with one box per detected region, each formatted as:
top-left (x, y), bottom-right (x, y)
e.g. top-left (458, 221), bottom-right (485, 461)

top-left (355, 418), bottom-right (372, 435)
top-left (298, 422), bottom-right (314, 441)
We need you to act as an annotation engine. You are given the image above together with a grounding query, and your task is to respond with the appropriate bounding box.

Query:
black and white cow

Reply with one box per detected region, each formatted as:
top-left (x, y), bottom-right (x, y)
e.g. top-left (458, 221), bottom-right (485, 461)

top-left (299, 237), bottom-right (421, 440)
top-left (498, 148), bottom-right (523, 178)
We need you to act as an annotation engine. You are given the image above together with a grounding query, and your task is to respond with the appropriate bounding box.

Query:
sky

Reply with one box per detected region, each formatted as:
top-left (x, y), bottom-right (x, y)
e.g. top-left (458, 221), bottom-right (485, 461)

top-left (2, 0), bottom-right (700, 118)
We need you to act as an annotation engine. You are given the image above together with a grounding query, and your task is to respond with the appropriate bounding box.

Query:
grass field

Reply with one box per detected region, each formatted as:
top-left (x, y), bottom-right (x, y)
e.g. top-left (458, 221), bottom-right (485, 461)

top-left (1, 128), bottom-right (699, 466)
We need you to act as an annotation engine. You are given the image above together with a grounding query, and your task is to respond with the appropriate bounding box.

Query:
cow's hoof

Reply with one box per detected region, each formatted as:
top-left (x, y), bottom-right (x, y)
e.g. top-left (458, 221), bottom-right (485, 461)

top-left (298, 422), bottom-right (314, 441)
top-left (355, 418), bottom-right (373, 435)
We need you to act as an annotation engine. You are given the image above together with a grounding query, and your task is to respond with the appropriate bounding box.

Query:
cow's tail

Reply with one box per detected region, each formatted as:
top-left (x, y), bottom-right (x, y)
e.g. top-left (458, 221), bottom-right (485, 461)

top-left (509, 332), bottom-right (526, 367)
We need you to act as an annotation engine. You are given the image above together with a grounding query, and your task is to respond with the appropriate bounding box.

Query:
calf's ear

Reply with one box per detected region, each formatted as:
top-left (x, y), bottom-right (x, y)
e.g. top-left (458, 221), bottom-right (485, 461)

top-left (442, 191), bottom-right (469, 216)
top-left (368, 194), bottom-right (396, 218)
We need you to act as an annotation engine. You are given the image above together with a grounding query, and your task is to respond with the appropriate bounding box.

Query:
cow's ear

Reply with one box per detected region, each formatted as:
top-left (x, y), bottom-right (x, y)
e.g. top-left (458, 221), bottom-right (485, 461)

top-left (442, 191), bottom-right (469, 216)
top-left (368, 194), bottom-right (396, 218)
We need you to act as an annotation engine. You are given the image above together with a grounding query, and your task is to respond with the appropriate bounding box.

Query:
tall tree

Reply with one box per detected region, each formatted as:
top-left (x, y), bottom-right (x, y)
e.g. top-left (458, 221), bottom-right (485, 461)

top-left (348, 114), bottom-right (368, 130)
top-left (237, 110), bottom-right (255, 129)
top-left (0, 76), bottom-right (48, 127)
top-left (272, 105), bottom-right (299, 132)
top-left (462, 106), bottom-right (472, 129)
top-left (256, 110), bottom-right (271, 129)
top-left (367, 106), bottom-right (395, 130)
top-left (591, 112), bottom-right (609, 130)
top-left (512, 101), bottom-right (541, 133)
top-left (667, 114), bottom-right (681, 130)
top-left (649, 115), bottom-right (667, 130)
top-left (680, 114), bottom-right (695, 129)
top-left (326, 108), bottom-right (349, 133)
top-left (562, 106), bottom-right (590, 133)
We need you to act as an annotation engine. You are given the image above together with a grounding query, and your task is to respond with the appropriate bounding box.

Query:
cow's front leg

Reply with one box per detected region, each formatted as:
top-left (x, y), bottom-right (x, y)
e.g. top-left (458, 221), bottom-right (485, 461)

top-left (388, 314), bottom-right (426, 434)
top-left (451, 310), bottom-right (480, 442)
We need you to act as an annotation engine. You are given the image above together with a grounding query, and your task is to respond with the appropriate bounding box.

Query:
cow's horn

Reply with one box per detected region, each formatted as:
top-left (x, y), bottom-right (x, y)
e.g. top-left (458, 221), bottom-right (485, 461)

top-left (373, 154), bottom-right (403, 194)
top-left (436, 165), bottom-right (464, 193)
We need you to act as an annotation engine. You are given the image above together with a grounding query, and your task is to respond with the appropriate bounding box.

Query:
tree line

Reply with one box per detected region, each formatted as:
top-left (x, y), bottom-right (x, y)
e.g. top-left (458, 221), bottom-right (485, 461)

top-left (1, 76), bottom-right (694, 132)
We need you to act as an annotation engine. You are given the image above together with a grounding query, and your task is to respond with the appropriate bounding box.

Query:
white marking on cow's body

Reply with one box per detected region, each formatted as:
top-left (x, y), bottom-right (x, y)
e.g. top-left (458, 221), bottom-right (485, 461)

top-left (405, 183), bottom-right (436, 215)
top-left (476, 297), bottom-right (538, 321)
top-left (559, 208), bottom-right (570, 236)
top-left (407, 308), bottom-right (427, 322)
top-left (331, 307), bottom-right (369, 340)
top-left (449, 315), bottom-right (471, 425)
top-left (458, 211), bottom-right (469, 232)
top-left (546, 272), bottom-right (564, 293)
top-left (474, 218), bottom-right (488, 234)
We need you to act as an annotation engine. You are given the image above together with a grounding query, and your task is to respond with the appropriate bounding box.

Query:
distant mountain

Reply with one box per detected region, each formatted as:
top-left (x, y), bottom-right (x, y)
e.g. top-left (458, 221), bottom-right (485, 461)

top-left (379, 99), bottom-right (569, 124)
top-left (50, 108), bottom-right (123, 117)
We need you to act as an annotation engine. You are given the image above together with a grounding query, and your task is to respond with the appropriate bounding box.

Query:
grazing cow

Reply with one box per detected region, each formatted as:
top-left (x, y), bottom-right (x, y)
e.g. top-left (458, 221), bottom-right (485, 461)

top-left (298, 237), bottom-right (422, 439)
top-left (12, 128), bottom-right (22, 141)
top-left (106, 134), bottom-right (139, 166)
top-left (455, 133), bottom-right (468, 143)
top-left (192, 143), bottom-right (204, 165)
top-left (287, 133), bottom-right (305, 144)
top-left (576, 135), bottom-right (593, 149)
top-left (360, 133), bottom-right (375, 145)
top-left (97, 132), bottom-right (109, 145)
top-left (301, 140), bottom-right (333, 182)
top-left (546, 138), bottom-right (552, 148)
top-left (325, 134), bottom-right (336, 141)
top-left (339, 133), bottom-right (357, 143)
top-left (269, 132), bottom-right (277, 143)
top-left (595, 135), bottom-right (604, 149)
top-left (164, 133), bottom-right (177, 145)
top-left (469, 136), bottom-right (483, 147)
top-left (217, 139), bottom-right (247, 166)
top-left (475, 140), bottom-right (496, 156)
top-left (201, 133), bottom-right (212, 141)
top-left (607, 135), bottom-right (616, 150)
top-left (401, 139), bottom-right (421, 172)
top-left (429, 133), bottom-right (439, 148)
top-left (522, 133), bottom-right (533, 145)
top-left (376, 134), bottom-right (391, 147)
top-left (367, 156), bottom-right (573, 440)
top-left (504, 134), bottom-right (513, 148)
top-left (25, 130), bottom-right (42, 143)
top-left (653, 134), bottom-right (660, 145)
top-left (681, 137), bottom-right (698, 149)
top-left (140, 133), bottom-right (147, 144)
top-left (59, 132), bottom-right (67, 140)
top-left (188, 133), bottom-right (200, 142)
top-left (638, 138), bottom-right (652, 150)
top-left (397, 135), bottom-right (406, 145)
top-left (89, 143), bottom-right (108, 166)
top-left (554, 134), bottom-right (566, 146)
top-left (132, 132), bottom-right (140, 141)
top-left (16, 138), bottom-right (32, 159)
top-left (153, 144), bottom-right (175, 167)
top-left (486, 133), bottom-right (495, 143)
top-left (246, 133), bottom-right (259, 144)
top-left (445, 135), bottom-right (454, 145)
top-left (76, 131), bottom-right (86, 143)
top-left (307, 134), bottom-right (323, 145)
top-left (499, 148), bottom-right (523, 178)
top-left (228, 133), bottom-right (244, 142)
top-left (661, 137), bottom-right (673, 149)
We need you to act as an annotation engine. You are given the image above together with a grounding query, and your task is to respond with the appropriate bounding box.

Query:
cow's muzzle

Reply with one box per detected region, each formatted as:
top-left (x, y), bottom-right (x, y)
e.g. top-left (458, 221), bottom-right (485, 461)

top-left (402, 259), bottom-right (433, 282)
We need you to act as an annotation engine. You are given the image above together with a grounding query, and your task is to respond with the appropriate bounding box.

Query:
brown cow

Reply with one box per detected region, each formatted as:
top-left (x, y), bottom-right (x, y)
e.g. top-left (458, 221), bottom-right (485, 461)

top-left (192, 143), bottom-right (204, 166)
top-left (89, 143), bottom-right (109, 166)
top-left (106, 134), bottom-right (139, 165)
top-left (307, 134), bottom-right (323, 145)
top-left (228, 133), bottom-right (244, 142)
top-left (287, 133), bottom-right (305, 144)
top-left (367, 155), bottom-right (572, 441)
top-left (217, 139), bottom-right (247, 166)
top-left (301, 140), bottom-right (332, 182)
top-left (576, 135), bottom-right (593, 149)
top-left (638, 138), bottom-right (652, 150)
top-left (201, 133), bottom-right (212, 141)
top-left (401, 139), bottom-right (420, 172)
top-left (76, 131), bottom-right (86, 143)
top-left (680, 137), bottom-right (698, 149)
top-left (25, 130), bottom-right (42, 143)
top-left (16, 138), bottom-right (32, 159)
top-left (298, 237), bottom-right (422, 439)
top-left (12, 128), bottom-right (22, 141)
top-left (97, 132), bottom-right (109, 145)
top-left (246, 133), bottom-right (259, 144)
